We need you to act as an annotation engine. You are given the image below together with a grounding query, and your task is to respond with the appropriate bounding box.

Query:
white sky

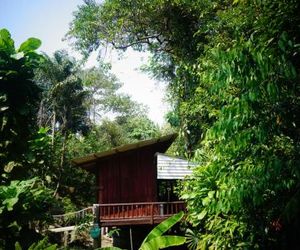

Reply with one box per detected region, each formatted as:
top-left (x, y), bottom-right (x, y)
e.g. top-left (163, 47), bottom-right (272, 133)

top-left (0, 0), bottom-right (167, 125)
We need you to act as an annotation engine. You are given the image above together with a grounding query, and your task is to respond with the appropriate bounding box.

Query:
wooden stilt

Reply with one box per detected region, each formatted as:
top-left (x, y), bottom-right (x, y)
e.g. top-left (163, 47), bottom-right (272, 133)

top-left (129, 226), bottom-right (133, 250)
top-left (93, 204), bottom-right (102, 248)
top-left (63, 231), bottom-right (68, 246)
top-left (99, 226), bottom-right (102, 248)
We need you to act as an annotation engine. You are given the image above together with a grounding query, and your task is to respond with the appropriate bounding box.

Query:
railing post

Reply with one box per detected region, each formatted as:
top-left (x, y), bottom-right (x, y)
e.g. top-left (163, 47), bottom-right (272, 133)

top-left (160, 203), bottom-right (164, 215)
top-left (150, 203), bottom-right (154, 224)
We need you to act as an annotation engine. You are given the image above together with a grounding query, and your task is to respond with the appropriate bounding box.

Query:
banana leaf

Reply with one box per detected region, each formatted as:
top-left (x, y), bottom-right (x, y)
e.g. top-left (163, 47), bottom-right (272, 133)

top-left (141, 211), bottom-right (185, 246)
top-left (140, 235), bottom-right (186, 250)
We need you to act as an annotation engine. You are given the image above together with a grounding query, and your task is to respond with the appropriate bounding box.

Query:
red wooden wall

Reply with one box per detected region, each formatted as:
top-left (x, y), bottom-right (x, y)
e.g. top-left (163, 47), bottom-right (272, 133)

top-left (96, 142), bottom-right (172, 204)
top-left (97, 146), bottom-right (153, 203)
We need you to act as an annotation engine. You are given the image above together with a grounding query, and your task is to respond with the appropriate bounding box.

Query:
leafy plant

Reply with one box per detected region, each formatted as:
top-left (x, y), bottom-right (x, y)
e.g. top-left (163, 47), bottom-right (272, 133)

top-left (0, 28), bottom-right (43, 180)
top-left (0, 29), bottom-right (56, 249)
top-left (15, 237), bottom-right (57, 250)
top-left (185, 228), bottom-right (200, 250)
top-left (97, 212), bottom-right (186, 250)
top-left (107, 227), bottom-right (120, 238)
top-left (0, 178), bottom-right (54, 248)
top-left (139, 211), bottom-right (185, 250)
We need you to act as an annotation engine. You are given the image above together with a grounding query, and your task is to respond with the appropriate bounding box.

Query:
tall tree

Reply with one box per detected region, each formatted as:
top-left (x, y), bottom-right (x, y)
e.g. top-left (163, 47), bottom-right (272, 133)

top-left (81, 65), bottom-right (121, 123)
top-left (67, 0), bottom-right (216, 155)
top-left (36, 50), bottom-right (89, 137)
top-left (35, 50), bottom-right (89, 195)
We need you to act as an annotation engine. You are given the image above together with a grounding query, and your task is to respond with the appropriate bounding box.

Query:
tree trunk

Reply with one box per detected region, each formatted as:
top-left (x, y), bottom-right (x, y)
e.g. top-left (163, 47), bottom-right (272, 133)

top-left (53, 131), bottom-right (67, 197)
top-left (51, 110), bottom-right (56, 147)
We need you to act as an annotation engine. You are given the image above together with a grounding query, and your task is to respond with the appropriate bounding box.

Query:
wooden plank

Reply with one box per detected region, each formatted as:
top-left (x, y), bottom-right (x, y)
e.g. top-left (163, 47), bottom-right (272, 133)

top-left (100, 215), bottom-right (176, 227)
top-left (49, 226), bottom-right (75, 232)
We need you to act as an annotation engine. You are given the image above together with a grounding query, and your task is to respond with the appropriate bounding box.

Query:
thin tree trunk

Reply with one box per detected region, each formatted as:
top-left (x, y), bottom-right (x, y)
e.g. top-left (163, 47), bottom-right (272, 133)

top-left (93, 97), bottom-right (96, 124)
top-left (51, 110), bottom-right (56, 147)
top-left (37, 99), bottom-right (44, 127)
top-left (53, 130), bottom-right (67, 197)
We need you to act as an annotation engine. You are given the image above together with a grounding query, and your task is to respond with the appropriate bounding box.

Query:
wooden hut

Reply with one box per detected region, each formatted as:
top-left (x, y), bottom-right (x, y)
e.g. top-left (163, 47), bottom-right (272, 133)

top-left (72, 134), bottom-right (192, 226)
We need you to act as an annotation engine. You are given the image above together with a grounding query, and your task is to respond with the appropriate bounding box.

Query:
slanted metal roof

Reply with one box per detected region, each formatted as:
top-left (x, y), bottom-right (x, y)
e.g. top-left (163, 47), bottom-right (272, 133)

top-left (72, 133), bottom-right (177, 168)
top-left (156, 153), bottom-right (196, 179)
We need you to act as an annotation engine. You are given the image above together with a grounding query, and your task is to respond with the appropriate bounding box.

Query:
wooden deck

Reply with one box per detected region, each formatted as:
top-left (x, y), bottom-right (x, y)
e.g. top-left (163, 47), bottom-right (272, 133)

top-left (95, 201), bottom-right (185, 226)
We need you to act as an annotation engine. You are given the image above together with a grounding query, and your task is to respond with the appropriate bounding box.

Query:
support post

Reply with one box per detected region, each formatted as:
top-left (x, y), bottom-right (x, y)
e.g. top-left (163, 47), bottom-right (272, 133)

top-left (92, 204), bottom-right (102, 248)
top-left (63, 231), bottom-right (68, 247)
top-left (129, 227), bottom-right (133, 250)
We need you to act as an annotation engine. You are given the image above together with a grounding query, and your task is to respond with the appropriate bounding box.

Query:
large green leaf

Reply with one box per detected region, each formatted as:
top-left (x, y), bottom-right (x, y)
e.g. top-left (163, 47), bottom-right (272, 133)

top-left (15, 242), bottom-right (22, 250)
top-left (15, 238), bottom-right (57, 250)
top-left (141, 211), bottom-right (184, 245)
top-left (18, 37), bottom-right (41, 52)
top-left (140, 236), bottom-right (186, 250)
top-left (0, 28), bottom-right (15, 54)
top-left (3, 197), bottom-right (19, 211)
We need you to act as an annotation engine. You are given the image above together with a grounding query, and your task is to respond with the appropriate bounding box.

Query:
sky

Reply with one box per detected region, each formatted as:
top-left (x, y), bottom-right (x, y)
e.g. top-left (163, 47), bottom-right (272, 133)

top-left (0, 0), bottom-right (168, 125)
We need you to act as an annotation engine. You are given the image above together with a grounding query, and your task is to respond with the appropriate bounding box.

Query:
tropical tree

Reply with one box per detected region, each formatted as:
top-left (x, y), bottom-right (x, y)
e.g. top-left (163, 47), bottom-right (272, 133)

top-left (36, 50), bottom-right (89, 138)
top-left (67, 0), bottom-right (213, 155)
top-left (35, 50), bottom-right (89, 195)
top-left (81, 65), bottom-right (122, 124)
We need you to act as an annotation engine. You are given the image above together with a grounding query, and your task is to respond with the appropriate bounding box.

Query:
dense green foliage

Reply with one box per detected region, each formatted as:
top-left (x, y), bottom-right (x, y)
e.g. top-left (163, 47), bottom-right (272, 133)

top-left (1, 10), bottom-right (163, 246)
top-left (1, 26), bottom-right (162, 248)
top-left (2, 0), bottom-right (299, 248)
top-left (32, 49), bottom-right (161, 208)
top-left (67, 0), bottom-right (212, 155)
top-left (69, 0), bottom-right (300, 248)
top-left (0, 29), bottom-right (55, 249)
top-left (0, 179), bottom-right (54, 248)
top-left (0, 29), bottom-right (42, 180)
top-left (15, 237), bottom-right (57, 250)
top-left (183, 1), bottom-right (300, 248)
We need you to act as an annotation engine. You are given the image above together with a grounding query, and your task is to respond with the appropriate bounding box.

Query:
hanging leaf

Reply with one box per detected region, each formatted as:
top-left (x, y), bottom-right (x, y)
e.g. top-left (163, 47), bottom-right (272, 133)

top-left (18, 38), bottom-right (41, 52)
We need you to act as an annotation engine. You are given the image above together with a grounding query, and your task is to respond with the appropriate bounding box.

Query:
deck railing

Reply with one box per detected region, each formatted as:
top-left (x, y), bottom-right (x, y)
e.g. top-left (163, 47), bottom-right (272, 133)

top-left (94, 201), bottom-right (185, 226)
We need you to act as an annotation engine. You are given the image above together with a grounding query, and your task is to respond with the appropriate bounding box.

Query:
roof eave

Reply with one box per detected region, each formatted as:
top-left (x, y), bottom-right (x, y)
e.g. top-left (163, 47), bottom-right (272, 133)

top-left (72, 133), bottom-right (177, 168)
